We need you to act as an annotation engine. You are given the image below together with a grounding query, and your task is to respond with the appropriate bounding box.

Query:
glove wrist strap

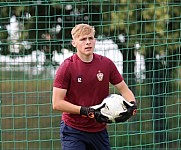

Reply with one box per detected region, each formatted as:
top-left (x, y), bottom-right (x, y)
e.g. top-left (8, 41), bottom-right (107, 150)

top-left (130, 101), bottom-right (137, 108)
top-left (80, 106), bottom-right (87, 116)
top-left (80, 106), bottom-right (95, 118)
top-left (130, 101), bottom-right (137, 105)
top-left (129, 101), bottom-right (137, 115)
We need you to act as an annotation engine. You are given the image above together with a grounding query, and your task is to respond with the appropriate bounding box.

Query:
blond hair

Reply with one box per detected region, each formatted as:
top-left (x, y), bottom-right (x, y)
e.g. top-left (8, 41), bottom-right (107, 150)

top-left (71, 24), bottom-right (95, 39)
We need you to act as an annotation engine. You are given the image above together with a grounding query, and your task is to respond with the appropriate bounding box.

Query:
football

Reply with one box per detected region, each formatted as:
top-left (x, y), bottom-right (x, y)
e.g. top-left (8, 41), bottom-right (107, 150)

top-left (91, 94), bottom-right (133, 121)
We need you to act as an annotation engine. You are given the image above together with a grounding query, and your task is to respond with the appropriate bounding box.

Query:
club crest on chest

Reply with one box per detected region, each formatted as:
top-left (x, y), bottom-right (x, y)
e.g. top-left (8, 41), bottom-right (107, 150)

top-left (97, 70), bottom-right (103, 81)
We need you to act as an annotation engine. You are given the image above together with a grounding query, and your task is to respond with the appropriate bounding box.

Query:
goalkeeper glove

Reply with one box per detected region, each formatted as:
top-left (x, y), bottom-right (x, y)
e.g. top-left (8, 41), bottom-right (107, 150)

top-left (80, 104), bottom-right (112, 123)
top-left (115, 101), bottom-right (137, 123)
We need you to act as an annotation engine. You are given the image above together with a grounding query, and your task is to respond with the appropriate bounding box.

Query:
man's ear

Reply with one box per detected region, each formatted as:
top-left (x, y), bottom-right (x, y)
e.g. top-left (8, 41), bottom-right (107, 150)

top-left (72, 40), bottom-right (76, 47)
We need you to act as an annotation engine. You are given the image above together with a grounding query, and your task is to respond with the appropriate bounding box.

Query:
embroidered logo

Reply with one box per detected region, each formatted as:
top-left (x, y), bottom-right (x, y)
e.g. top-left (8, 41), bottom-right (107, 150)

top-left (97, 71), bottom-right (103, 81)
top-left (78, 78), bottom-right (82, 83)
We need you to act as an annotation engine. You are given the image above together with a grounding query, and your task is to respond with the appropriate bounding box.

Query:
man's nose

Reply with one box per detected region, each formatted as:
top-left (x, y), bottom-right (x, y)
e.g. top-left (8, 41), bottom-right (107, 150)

top-left (86, 38), bottom-right (91, 44)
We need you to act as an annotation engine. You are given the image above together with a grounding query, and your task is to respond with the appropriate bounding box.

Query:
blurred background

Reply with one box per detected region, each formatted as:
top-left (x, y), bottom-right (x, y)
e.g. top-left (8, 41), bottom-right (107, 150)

top-left (0, 0), bottom-right (180, 150)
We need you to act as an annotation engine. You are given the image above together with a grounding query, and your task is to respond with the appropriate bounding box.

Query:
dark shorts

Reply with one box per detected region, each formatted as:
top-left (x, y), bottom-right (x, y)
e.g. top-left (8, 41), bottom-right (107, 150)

top-left (60, 121), bottom-right (111, 150)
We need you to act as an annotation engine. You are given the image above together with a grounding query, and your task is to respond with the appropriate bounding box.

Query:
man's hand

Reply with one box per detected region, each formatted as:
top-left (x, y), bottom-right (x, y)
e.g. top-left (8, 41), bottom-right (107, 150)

top-left (80, 105), bottom-right (112, 123)
top-left (115, 101), bottom-right (137, 123)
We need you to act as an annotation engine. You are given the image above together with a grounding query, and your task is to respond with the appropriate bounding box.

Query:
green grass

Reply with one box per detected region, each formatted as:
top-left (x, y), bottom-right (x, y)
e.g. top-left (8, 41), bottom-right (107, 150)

top-left (1, 70), bottom-right (180, 149)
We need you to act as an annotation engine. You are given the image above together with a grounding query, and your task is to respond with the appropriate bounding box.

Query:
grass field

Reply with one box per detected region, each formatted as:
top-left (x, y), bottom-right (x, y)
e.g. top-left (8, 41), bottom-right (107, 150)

top-left (1, 66), bottom-right (180, 149)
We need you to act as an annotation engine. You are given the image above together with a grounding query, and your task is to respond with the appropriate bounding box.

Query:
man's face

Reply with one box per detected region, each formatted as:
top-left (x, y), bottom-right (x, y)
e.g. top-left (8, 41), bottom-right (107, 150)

top-left (72, 32), bottom-right (96, 56)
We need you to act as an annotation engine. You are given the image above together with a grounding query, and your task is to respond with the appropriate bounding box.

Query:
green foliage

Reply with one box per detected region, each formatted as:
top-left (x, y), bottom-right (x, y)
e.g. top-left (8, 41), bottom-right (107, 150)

top-left (0, 0), bottom-right (180, 57)
top-left (106, 0), bottom-right (180, 56)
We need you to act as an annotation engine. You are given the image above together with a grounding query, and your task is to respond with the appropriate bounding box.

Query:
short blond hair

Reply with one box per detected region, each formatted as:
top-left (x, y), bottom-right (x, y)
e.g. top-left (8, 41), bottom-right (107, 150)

top-left (71, 24), bottom-right (95, 39)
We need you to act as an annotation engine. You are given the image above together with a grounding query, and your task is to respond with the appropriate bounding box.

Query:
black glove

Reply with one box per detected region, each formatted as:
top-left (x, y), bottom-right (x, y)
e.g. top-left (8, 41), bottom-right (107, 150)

top-left (80, 104), bottom-right (112, 123)
top-left (115, 101), bottom-right (137, 123)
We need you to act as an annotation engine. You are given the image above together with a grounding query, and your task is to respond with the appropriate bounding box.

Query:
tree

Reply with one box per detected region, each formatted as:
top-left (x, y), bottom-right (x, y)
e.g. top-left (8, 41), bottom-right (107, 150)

top-left (0, 1), bottom-right (9, 55)
top-left (102, 0), bottom-right (180, 148)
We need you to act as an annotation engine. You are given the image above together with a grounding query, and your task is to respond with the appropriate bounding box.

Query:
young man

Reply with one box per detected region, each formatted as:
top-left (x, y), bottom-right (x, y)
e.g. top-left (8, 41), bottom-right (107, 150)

top-left (52, 24), bottom-right (137, 150)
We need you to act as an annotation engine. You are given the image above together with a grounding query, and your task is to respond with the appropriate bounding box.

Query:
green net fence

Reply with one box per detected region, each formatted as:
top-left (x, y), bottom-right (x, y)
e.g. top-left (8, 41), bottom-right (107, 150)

top-left (0, 1), bottom-right (180, 150)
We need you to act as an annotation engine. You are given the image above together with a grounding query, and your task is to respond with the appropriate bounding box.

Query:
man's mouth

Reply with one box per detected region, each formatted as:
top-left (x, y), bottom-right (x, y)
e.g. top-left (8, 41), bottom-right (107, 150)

top-left (85, 47), bottom-right (92, 50)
